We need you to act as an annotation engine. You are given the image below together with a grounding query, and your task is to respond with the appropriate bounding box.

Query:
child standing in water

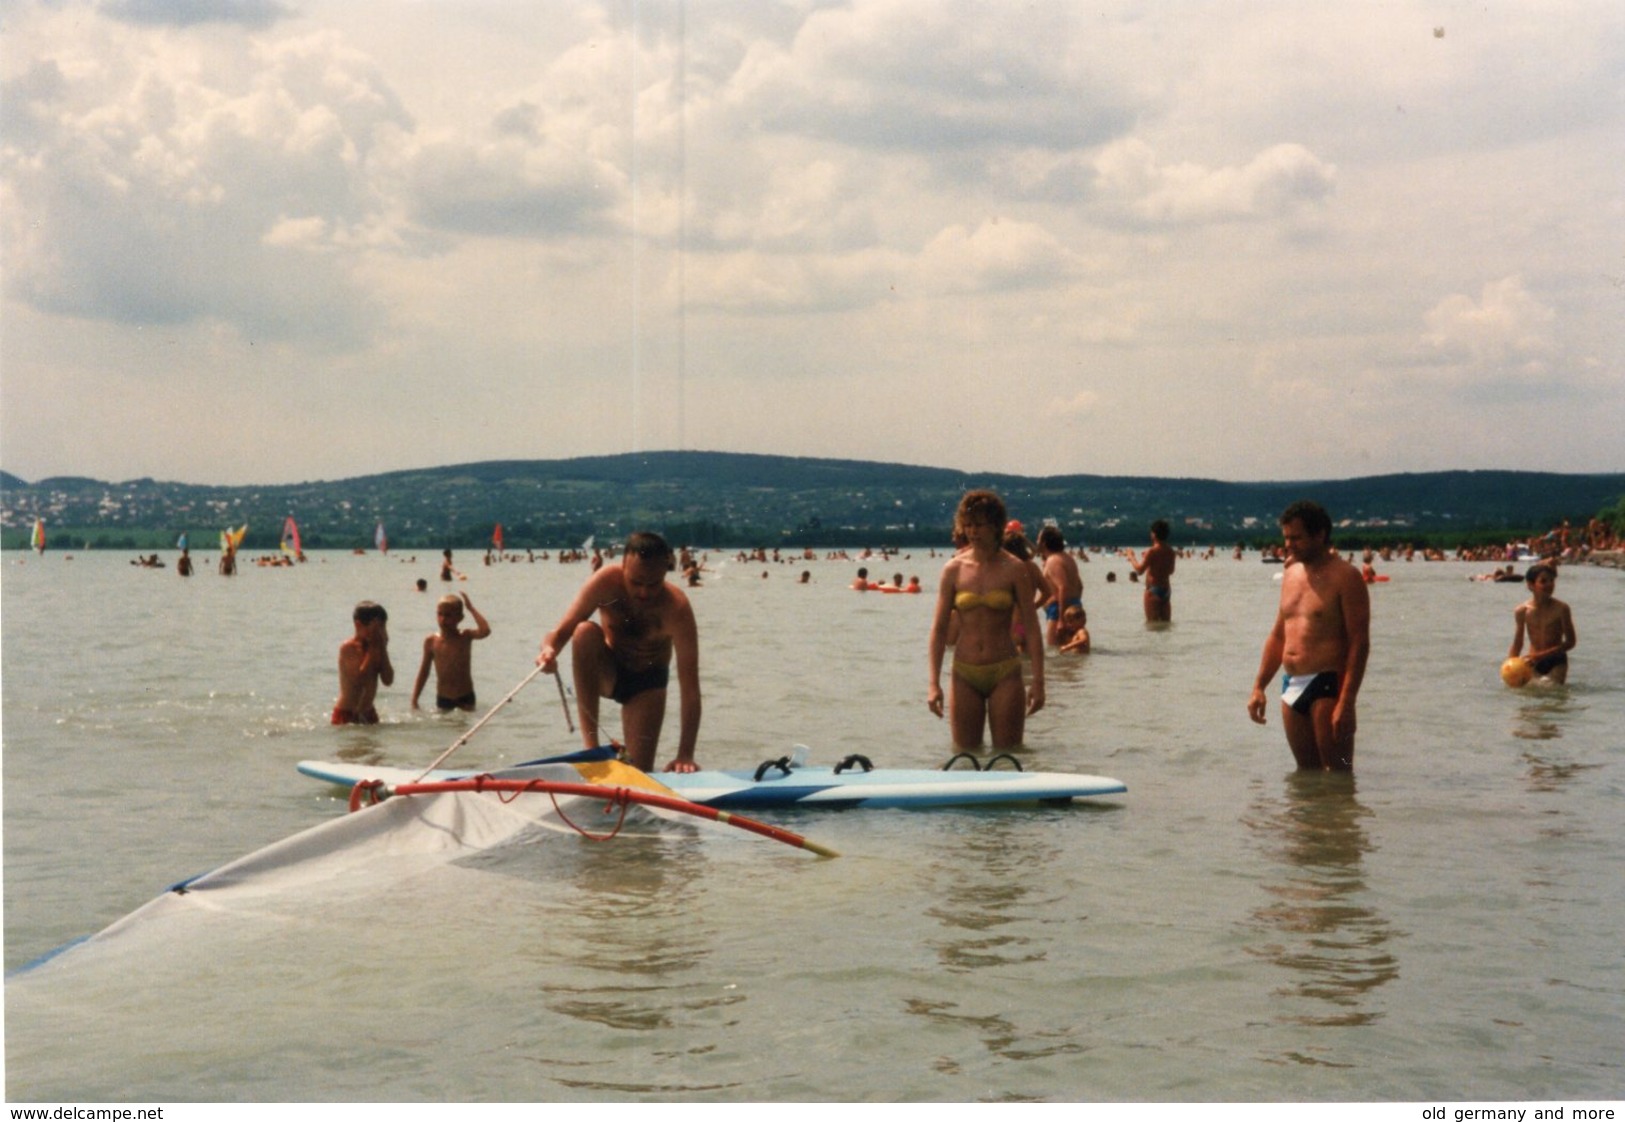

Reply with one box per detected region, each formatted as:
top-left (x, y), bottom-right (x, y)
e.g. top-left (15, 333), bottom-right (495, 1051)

top-left (333, 601), bottom-right (393, 725)
top-left (1508, 564), bottom-right (1577, 683)
top-left (411, 593), bottom-right (492, 710)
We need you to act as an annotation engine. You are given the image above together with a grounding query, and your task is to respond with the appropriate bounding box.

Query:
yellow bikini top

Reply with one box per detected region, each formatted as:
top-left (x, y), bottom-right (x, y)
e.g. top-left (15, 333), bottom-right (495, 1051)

top-left (955, 588), bottom-right (1015, 612)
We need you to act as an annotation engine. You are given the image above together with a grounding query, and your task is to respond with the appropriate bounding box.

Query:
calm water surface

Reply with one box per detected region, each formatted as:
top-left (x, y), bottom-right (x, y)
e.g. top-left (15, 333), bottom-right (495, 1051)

top-left (3, 548), bottom-right (1622, 1101)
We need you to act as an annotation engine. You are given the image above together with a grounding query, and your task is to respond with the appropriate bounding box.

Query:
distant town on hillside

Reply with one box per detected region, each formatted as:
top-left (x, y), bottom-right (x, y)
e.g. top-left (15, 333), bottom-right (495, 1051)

top-left (3, 452), bottom-right (1622, 552)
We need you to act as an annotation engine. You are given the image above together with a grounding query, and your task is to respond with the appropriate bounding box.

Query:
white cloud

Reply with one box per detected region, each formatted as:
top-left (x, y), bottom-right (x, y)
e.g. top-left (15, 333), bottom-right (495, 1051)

top-left (1048, 390), bottom-right (1100, 418)
top-left (685, 246), bottom-right (904, 315)
top-left (1, 23), bottom-right (411, 344)
top-left (406, 133), bottom-right (626, 239)
top-left (916, 219), bottom-right (1078, 295)
top-left (684, 217), bottom-right (1081, 313)
top-left (709, 159), bottom-right (877, 253)
top-left (1, 0), bottom-right (1620, 484)
top-left (729, 1), bottom-right (1144, 153)
top-left (1424, 275), bottom-right (1556, 365)
top-left (261, 215), bottom-right (329, 249)
top-left (1094, 139), bottom-right (1336, 225)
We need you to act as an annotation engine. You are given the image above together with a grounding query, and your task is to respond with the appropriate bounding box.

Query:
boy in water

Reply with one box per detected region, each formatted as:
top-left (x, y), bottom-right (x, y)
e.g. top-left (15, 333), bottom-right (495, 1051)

top-left (411, 592), bottom-right (492, 710)
top-left (333, 601), bottom-right (393, 725)
top-left (1508, 564), bottom-right (1576, 683)
top-left (1056, 604), bottom-right (1091, 654)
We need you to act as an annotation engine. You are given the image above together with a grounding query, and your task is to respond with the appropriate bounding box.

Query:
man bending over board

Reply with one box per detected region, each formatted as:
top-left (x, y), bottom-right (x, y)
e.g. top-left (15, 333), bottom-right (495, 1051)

top-left (334, 601), bottom-right (393, 725)
top-left (537, 531), bottom-right (701, 773)
top-left (1246, 501), bottom-right (1370, 770)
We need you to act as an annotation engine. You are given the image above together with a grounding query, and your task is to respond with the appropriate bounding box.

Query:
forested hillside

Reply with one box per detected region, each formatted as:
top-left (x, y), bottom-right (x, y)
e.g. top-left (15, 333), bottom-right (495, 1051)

top-left (3, 453), bottom-right (1620, 551)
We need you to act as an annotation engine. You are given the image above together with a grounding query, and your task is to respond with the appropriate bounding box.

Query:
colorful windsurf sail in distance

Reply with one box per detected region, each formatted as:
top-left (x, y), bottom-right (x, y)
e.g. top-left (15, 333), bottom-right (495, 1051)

top-left (492, 523), bottom-right (504, 553)
top-left (375, 521), bottom-right (388, 554)
top-left (220, 524), bottom-right (248, 553)
top-left (281, 516), bottom-right (302, 559)
top-left (32, 518), bottom-right (45, 554)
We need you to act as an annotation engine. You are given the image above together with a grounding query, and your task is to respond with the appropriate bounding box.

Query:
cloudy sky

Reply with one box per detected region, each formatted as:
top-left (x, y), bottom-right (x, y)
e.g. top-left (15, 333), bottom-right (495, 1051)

top-left (2, 0), bottom-right (1621, 486)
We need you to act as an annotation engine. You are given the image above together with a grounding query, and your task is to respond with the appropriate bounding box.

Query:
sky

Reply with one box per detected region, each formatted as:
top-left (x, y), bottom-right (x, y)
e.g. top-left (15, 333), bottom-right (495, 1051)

top-left (2, 0), bottom-right (1622, 487)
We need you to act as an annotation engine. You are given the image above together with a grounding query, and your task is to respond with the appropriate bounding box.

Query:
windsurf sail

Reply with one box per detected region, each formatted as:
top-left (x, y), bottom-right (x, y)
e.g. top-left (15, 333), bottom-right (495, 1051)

top-left (220, 524), bottom-right (247, 554)
top-left (374, 521), bottom-right (388, 554)
top-left (280, 516), bottom-right (302, 559)
top-left (31, 518), bottom-right (45, 554)
top-left (492, 523), bottom-right (504, 553)
top-left (176, 532), bottom-right (188, 552)
top-left (22, 756), bottom-right (831, 976)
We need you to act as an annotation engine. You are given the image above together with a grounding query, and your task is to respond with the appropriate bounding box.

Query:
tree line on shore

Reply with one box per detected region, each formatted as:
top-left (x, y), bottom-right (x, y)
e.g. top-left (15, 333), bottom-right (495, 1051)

top-left (3, 454), bottom-right (1622, 555)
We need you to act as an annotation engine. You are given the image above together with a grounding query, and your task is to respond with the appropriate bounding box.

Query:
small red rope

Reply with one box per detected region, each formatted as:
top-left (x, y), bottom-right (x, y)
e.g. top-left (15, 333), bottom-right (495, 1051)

top-left (547, 790), bottom-right (632, 841)
top-left (490, 779), bottom-right (632, 842)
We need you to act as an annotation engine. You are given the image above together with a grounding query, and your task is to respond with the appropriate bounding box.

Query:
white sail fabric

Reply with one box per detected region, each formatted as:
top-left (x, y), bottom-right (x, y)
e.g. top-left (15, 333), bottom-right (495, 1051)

top-left (50, 779), bottom-right (701, 968)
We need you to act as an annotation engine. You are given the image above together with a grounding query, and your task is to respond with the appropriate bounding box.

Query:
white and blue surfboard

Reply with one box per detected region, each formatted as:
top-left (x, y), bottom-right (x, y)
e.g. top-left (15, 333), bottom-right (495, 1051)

top-left (297, 748), bottom-right (1125, 810)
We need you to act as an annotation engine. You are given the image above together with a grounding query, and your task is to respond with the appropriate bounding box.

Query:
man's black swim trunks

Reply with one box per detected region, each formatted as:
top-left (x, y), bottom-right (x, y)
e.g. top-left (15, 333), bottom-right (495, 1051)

top-left (611, 662), bottom-right (670, 704)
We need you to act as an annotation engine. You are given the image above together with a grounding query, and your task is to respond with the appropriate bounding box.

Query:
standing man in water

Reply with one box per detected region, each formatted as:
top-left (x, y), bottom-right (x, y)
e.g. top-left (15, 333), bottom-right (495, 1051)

top-left (1246, 501), bottom-right (1371, 771)
top-left (1036, 525), bottom-right (1084, 647)
top-left (536, 531), bottom-right (701, 773)
top-left (1126, 519), bottom-right (1176, 622)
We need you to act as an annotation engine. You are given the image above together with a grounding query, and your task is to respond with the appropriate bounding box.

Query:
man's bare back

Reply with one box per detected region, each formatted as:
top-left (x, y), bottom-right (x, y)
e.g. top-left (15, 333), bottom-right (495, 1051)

top-left (1043, 551), bottom-right (1083, 603)
top-left (1139, 543), bottom-right (1175, 587)
top-left (1129, 520), bottom-right (1175, 621)
top-left (1036, 526), bottom-right (1083, 645)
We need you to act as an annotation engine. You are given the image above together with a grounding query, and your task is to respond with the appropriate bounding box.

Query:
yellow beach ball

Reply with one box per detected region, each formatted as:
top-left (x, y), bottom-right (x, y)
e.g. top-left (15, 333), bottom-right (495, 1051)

top-left (1500, 657), bottom-right (1535, 689)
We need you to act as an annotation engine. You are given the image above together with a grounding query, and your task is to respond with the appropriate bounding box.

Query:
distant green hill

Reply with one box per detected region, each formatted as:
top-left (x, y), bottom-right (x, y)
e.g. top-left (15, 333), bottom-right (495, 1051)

top-left (3, 452), bottom-right (1620, 551)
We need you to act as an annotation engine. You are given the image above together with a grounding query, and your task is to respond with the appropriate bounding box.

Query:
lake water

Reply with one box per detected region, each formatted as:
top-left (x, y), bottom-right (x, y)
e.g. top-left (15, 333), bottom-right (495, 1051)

top-left (3, 547), bottom-right (1622, 1103)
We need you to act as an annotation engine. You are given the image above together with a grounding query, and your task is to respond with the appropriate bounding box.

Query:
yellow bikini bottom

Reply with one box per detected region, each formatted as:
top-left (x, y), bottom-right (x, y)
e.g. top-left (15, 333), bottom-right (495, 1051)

top-left (952, 657), bottom-right (1023, 699)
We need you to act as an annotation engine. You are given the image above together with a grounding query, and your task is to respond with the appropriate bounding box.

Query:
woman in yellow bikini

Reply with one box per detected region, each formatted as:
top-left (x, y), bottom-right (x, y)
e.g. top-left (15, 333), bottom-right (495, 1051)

top-left (927, 490), bottom-right (1045, 750)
